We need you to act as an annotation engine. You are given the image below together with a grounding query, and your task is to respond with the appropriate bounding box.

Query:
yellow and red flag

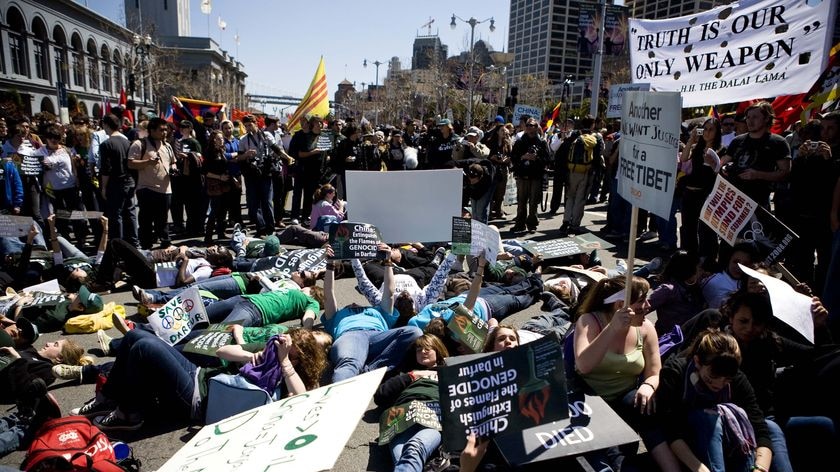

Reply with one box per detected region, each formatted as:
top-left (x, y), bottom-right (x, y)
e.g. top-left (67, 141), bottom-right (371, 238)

top-left (287, 57), bottom-right (329, 131)
top-left (544, 100), bottom-right (563, 131)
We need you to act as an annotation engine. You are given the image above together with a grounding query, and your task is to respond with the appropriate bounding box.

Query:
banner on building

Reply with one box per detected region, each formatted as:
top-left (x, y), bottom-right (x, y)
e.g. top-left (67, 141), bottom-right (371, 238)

top-left (579, 4), bottom-right (629, 56)
top-left (629, 0), bottom-right (837, 107)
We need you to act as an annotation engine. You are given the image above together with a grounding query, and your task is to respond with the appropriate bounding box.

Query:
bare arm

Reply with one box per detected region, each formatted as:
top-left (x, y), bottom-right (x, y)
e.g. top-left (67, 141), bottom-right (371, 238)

top-left (462, 255), bottom-right (486, 312)
top-left (46, 215), bottom-right (61, 259)
top-left (323, 262), bottom-right (338, 320)
top-left (380, 246), bottom-right (396, 314)
top-left (97, 216), bottom-right (109, 255)
top-left (574, 308), bottom-right (632, 375)
top-left (670, 440), bottom-right (711, 472)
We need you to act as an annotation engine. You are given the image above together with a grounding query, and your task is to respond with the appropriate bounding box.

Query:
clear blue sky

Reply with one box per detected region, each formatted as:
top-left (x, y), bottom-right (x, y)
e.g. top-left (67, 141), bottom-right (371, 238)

top-left (81, 0), bottom-right (510, 99)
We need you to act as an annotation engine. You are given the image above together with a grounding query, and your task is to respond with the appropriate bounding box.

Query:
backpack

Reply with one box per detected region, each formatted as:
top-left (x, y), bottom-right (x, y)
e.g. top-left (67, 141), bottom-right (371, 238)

top-left (21, 416), bottom-right (125, 472)
top-left (566, 132), bottom-right (598, 173)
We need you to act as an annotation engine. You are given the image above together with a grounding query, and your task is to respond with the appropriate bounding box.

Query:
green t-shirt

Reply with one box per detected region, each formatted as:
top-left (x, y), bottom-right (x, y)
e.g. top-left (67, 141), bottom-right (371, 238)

top-left (230, 273), bottom-right (248, 295)
top-left (19, 293), bottom-right (73, 333)
top-left (241, 324), bottom-right (288, 345)
top-left (242, 290), bottom-right (319, 326)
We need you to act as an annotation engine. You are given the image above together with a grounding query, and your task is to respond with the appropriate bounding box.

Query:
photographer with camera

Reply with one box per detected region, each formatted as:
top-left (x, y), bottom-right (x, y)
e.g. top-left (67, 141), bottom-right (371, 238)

top-left (128, 117), bottom-right (176, 249)
top-left (510, 117), bottom-right (549, 233)
top-left (238, 115), bottom-right (277, 237)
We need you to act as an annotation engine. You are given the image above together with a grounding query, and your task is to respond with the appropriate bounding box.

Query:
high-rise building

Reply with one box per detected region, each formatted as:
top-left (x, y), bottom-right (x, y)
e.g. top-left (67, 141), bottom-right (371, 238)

top-left (412, 35), bottom-right (448, 70)
top-left (125, 0), bottom-right (191, 37)
top-left (626, 0), bottom-right (718, 20)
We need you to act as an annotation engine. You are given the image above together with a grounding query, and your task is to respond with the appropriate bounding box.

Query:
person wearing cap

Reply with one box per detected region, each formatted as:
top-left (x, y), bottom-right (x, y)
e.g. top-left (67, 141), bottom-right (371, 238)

top-left (464, 162), bottom-right (495, 224)
top-left (3, 287), bottom-right (104, 334)
top-left (452, 127), bottom-right (490, 162)
top-left (0, 317), bottom-right (40, 349)
top-left (510, 117), bottom-right (549, 233)
top-left (425, 118), bottom-right (460, 169)
top-left (170, 96), bottom-right (216, 154)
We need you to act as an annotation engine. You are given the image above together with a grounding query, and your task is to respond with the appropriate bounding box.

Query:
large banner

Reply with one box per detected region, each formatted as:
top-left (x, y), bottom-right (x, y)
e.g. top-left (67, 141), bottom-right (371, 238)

top-left (158, 368), bottom-right (386, 472)
top-left (147, 287), bottom-right (209, 346)
top-left (629, 0), bottom-right (837, 107)
top-left (346, 170), bottom-right (462, 243)
top-left (579, 4), bottom-right (629, 56)
top-left (618, 91), bottom-right (680, 219)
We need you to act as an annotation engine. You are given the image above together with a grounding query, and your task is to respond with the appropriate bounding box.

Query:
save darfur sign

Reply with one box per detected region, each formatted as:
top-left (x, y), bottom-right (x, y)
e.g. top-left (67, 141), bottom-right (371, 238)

top-left (618, 91), bottom-right (680, 220)
top-left (629, 0), bottom-right (836, 108)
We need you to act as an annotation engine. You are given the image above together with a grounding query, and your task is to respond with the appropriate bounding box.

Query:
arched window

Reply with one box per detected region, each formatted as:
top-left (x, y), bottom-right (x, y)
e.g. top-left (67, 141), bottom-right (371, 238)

top-left (113, 50), bottom-right (123, 93)
top-left (52, 25), bottom-right (70, 84)
top-left (71, 32), bottom-right (85, 87)
top-left (87, 38), bottom-right (99, 89)
top-left (100, 44), bottom-right (111, 92)
top-left (32, 17), bottom-right (50, 80)
top-left (40, 96), bottom-right (56, 115)
top-left (7, 6), bottom-right (29, 77)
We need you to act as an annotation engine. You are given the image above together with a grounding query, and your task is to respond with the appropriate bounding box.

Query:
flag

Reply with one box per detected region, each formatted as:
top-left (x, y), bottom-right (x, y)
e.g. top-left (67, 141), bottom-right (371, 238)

top-left (172, 97), bottom-right (226, 124)
top-left (118, 88), bottom-right (127, 108)
top-left (104, 97), bottom-right (111, 116)
top-left (217, 16), bottom-right (226, 31)
top-left (544, 100), bottom-right (563, 131)
top-left (164, 104), bottom-right (174, 122)
top-left (707, 105), bottom-right (719, 119)
top-left (200, 0), bottom-right (212, 14)
top-left (287, 57), bottom-right (329, 132)
top-left (231, 108), bottom-right (264, 128)
top-left (771, 42), bottom-right (840, 133)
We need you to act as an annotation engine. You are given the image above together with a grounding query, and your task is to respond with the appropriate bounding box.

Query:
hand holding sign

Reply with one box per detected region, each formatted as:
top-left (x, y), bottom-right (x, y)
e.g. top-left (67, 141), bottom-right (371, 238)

top-left (328, 222), bottom-right (384, 260)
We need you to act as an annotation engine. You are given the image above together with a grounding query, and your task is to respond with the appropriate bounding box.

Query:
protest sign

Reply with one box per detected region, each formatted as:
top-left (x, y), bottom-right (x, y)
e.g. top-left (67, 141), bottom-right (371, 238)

top-left (740, 206), bottom-right (798, 266)
top-left (628, 0), bottom-right (837, 107)
top-left (379, 395), bottom-right (442, 445)
top-left (740, 264), bottom-right (813, 343)
top-left (247, 248), bottom-right (327, 276)
top-left (16, 141), bottom-right (42, 176)
top-left (438, 334), bottom-right (568, 451)
top-left (520, 233), bottom-right (614, 260)
top-left (181, 323), bottom-right (237, 357)
top-left (607, 83), bottom-right (650, 118)
top-left (0, 215), bottom-right (32, 238)
top-left (513, 104), bottom-right (542, 124)
top-left (495, 393), bottom-right (640, 466)
top-left (347, 170), bottom-right (462, 243)
top-left (701, 175), bottom-right (758, 245)
top-left (450, 217), bottom-right (502, 263)
top-left (618, 91), bottom-right (680, 220)
top-left (147, 287), bottom-right (209, 346)
top-left (446, 303), bottom-right (490, 353)
top-left (54, 210), bottom-right (104, 220)
top-left (158, 368), bottom-right (386, 472)
top-left (23, 279), bottom-right (61, 294)
top-left (328, 222), bottom-right (383, 260)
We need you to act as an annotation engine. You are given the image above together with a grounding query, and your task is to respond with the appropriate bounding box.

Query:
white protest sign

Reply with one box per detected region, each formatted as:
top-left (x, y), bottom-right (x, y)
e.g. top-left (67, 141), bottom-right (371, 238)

top-left (629, 0), bottom-right (837, 108)
top-left (451, 217), bottom-right (502, 264)
top-left (147, 287), bottom-right (209, 346)
top-left (54, 210), bottom-right (104, 220)
top-left (23, 279), bottom-right (61, 294)
top-left (739, 264), bottom-right (813, 343)
top-left (617, 91), bottom-right (680, 220)
top-left (607, 83), bottom-right (650, 118)
top-left (700, 175), bottom-right (758, 245)
top-left (0, 215), bottom-right (33, 238)
top-left (347, 170), bottom-right (462, 243)
top-left (513, 104), bottom-right (542, 124)
top-left (158, 368), bottom-right (386, 472)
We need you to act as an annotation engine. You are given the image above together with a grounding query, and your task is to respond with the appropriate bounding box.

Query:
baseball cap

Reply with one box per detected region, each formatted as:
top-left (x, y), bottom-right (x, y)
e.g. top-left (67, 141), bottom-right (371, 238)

top-left (467, 163), bottom-right (484, 178)
top-left (465, 126), bottom-right (482, 138)
top-left (15, 317), bottom-right (39, 344)
top-left (78, 286), bottom-right (105, 314)
top-left (436, 118), bottom-right (451, 126)
top-left (494, 115), bottom-right (505, 124)
top-left (262, 235), bottom-right (281, 257)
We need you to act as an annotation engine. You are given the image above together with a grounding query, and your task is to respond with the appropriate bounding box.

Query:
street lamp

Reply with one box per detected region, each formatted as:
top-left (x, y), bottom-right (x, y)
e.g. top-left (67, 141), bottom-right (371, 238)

top-left (451, 14), bottom-right (495, 126)
top-left (132, 33), bottom-right (152, 104)
top-left (363, 58), bottom-right (384, 125)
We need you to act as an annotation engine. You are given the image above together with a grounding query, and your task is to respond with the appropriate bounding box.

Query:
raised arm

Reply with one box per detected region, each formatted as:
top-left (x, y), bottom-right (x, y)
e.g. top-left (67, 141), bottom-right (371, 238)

top-left (462, 254), bottom-right (486, 312)
top-left (380, 244), bottom-right (396, 314)
top-left (420, 252), bottom-right (458, 306)
top-left (574, 307), bottom-right (632, 375)
top-left (351, 258), bottom-right (383, 306)
top-left (323, 260), bottom-right (338, 320)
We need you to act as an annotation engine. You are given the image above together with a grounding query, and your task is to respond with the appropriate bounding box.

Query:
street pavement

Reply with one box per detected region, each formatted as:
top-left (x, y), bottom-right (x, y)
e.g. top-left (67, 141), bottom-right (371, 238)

top-left (0, 195), bottom-right (668, 471)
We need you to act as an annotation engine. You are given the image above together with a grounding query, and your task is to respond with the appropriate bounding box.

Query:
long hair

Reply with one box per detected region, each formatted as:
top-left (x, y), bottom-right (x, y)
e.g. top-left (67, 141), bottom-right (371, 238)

top-left (312, 183), bottom-right (336, 203)
top-left (60, 339), bottom-right (94, 366)
top-left (288, 328), bottom-right (329, 390)
top-left (685, 328), bottom-right (741, 378)
top-left (207, 130), bottom-right (225, 161)
top-left (413, 333), bottom-right (449, 367)
top-left (694, 117), bottom-right (722, 153)
top-left (576, 275), bottom-right (649, 320)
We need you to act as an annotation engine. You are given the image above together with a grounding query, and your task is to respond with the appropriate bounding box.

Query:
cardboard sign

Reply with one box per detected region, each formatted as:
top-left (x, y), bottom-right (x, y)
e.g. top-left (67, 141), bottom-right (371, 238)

top-left (740, 264), bottom-right (814, 343)
top-left (495, 393), bottom-right (640, 466)
top-left (378, 397), bottom-right (442, 445)
top-left (618, 91), bottom-right (681, 220)
top-left (438, 334), bottom-right (569, 451)
top-left (0, 215), bottom-right (32, 238)
top-left (147, 287), bottom-right (209, 346)
top-left (628, 0), bottom-right (837, 108)
top-left (520, 233), bottom-right (614, 260)
top-left (328, 222), bottom-right (383, 260)
top-left (446, 303), bottom-right (490, 354)
top-left (450, 217), bottom-right (502, 264)
top-left (607, 83), bottom-right (651, 118)
top-left (181, 323), bottom-right (237, 357)
top-left (346, 169), bottom-right (463, 243)
top-left (158, 368), bottom-right (386, 472)
top-left (54, 210), bottom-right (104, 220)
top-left (701, 176), bottom-right (758, 245)
top-left (513, 104), bottom-right (542, 125)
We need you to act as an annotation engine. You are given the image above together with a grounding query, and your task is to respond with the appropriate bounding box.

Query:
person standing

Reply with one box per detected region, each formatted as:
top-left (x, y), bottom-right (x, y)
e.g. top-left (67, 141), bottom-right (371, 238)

top-left (288, 116), bottom-right (326, 226)
top-left (128, 117), bottom-right (175, 249)
top-left (264, 116), bottom-right (294, 228)
top-left (98, 114), bottom-right (138, 247)
top-left (425, 119), bottom-right (460, 169)
top-left (510, 117), bottom-right (549, 233)
top-left (39, 125), bottom-right (88, 248)
top-left (220, 120), bottom-right (243, 227)
top-left (237, 115), bottom-right (275, 237)
top-left (679, 118), bottom-right (723, 260)
top-left (557, 115), bottom-right (603, 236)
top-left (487, 124), bottom-right (513, 220)
top-left (202, 131), bottom-right (232, 244)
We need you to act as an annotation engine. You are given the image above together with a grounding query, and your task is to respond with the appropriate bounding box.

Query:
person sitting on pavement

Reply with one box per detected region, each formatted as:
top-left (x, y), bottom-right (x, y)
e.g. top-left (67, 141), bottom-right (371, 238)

top-left (309, 183), bottom-right (345, 232)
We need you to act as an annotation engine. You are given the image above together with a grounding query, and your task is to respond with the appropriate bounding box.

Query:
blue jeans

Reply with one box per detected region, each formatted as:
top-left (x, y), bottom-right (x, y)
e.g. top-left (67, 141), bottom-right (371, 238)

top-left (656, 197), bottom-right (679, 248)
top-left (331, 326), bottom-right (422, 383)
top-left (686, 409), bottom-right (752, 472)
top-left (103, 329), bottom-right (197, 418)
top-left (764, 418), bottom-right (794, 472)
top-left (471, 189), bottom-right (493, 224)
top-left (390, 424), bottom-right (441, 472)
top-left (479, 274), bottom-right (543, 321)
top-left (144, 275), bottom-right (243, 305)
top-left (244, 174), bottom-right (274, 233)
top-left (205, 295), bottom-right (263, 326)
top-left (606, 177), bottom-right (630, 235)
top-left (0, 414), bottom-right (26, 456)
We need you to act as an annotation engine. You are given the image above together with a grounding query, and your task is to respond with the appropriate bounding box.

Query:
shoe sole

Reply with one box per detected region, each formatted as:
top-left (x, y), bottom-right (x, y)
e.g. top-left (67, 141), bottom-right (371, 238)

top-left (94, 418), bottom-right (144, 432)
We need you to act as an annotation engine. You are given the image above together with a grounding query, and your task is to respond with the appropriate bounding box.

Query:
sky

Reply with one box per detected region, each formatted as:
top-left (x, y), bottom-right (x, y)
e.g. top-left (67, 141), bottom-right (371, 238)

top-left (80, 0), bottom-right (510, 103)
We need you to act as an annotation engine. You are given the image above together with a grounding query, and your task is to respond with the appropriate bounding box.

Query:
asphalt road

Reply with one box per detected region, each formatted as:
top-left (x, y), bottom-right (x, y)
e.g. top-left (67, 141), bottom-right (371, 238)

top-left (0, 195), bottom-right (667, 471)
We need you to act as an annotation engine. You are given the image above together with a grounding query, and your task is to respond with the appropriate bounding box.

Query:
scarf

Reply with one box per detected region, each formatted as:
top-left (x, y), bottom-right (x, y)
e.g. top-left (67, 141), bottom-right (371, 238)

top-left (238, 335), bottom-right (282, 393)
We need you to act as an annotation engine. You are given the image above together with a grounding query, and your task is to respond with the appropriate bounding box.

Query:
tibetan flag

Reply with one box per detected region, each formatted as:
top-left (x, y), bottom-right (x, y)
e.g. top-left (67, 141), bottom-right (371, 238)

top-left (771, 43), bottom-right (840, 133)
top-left (544, 100), bottom-right (562, 131)
top-left (287, 57), bottom-right (329, 132)
top-left (707, 105), bottom-right (719, 119)
top-left (173, 97), bottom-right (226, 124)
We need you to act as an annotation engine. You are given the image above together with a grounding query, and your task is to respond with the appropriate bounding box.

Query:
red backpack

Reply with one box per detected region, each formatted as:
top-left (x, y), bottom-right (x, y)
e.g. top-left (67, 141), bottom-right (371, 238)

top-left (21, 416), bottom-right (124, 472)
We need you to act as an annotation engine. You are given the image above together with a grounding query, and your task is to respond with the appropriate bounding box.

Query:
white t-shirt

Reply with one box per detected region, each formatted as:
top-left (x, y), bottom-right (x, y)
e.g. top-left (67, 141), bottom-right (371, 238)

top-left (155, 258), bottom-right (213, 288)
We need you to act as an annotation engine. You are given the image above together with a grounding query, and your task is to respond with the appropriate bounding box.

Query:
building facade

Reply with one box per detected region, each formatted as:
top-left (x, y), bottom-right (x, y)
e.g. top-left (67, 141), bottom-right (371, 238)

top-left (412, 35), bottom-right (448, 70)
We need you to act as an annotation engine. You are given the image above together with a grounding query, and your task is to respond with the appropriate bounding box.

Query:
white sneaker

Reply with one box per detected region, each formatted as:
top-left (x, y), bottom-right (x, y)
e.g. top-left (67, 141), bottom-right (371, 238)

top-left (639, 230), bottom-right (659, 241)
top-left (97, 330), bottom-right (113, 356)
top-left (290, 219), bottom-right (300, 226)
top-left (616, 259), bottom-right (628, 275)
top-left (52, 364), bottom-right (83, 382)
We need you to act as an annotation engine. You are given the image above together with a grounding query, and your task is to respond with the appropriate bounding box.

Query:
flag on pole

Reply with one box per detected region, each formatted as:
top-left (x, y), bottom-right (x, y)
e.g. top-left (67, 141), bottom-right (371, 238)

top-left (200, 0), bottom-right (212, 14)
top-left (217, 16), bottom-right (227, 30)
top-left (707, 105), bottom-right (719, 119)
top-left (771, 42), bottom-right (840, 133)
top-left (287, 57), bottom-right (329, 132)
top-left (544, 100), bottom-right (563, 131)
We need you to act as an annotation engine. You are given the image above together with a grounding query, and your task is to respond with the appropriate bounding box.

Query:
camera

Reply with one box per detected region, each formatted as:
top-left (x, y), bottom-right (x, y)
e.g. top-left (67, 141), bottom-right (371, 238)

top-left (808, 141), bottom-right (819, 150)
top-left (696, 128), bottom-right (704, 137)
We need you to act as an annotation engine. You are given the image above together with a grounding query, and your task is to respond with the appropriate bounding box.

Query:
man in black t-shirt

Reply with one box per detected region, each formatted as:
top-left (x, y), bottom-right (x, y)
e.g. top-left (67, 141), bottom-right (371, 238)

top-left (720, 101), bottom-right (791, 208)
top-left (99, 114), bottom-right (138, 247)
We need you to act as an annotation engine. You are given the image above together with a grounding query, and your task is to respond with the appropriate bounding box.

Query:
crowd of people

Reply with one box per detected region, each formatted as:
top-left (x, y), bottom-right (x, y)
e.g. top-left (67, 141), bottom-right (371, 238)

top-left (0, 99), bottom-right (837, 472)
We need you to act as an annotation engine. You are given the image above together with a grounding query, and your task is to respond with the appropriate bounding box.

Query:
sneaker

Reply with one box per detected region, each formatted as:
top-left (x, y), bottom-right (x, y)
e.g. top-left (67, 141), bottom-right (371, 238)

top-left (290, 219), bottom-right (300, 226)
top-left (423, 453), bottom-right (451, 472)
top-left (113, 312), bottom-right (135, 335)
top-left (94, 410), bottom-right (144, 433)
top-left (616, 259), bottom-right (628, 275)
top-left (644, 257), bottom-right (664, 274)
top-left (233, 222), bottom-right (243, 235)
top-left (528, 227), bottom-right (537, 234)
top-left (52, 364), bottom-right (83, 382)
top-left (639, 230), bottom-right (658, 241)
top-left (97, 330), bottom-right (113, 356)
top-left (76, 397), bottom-right (117, 418)
top-left (431, 247), bottom-right (447, 267)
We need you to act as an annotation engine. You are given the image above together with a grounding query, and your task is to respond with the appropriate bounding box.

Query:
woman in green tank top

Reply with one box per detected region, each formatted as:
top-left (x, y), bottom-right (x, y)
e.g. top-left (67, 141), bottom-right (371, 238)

top-left (573, 275), bottom-right (681, 472)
